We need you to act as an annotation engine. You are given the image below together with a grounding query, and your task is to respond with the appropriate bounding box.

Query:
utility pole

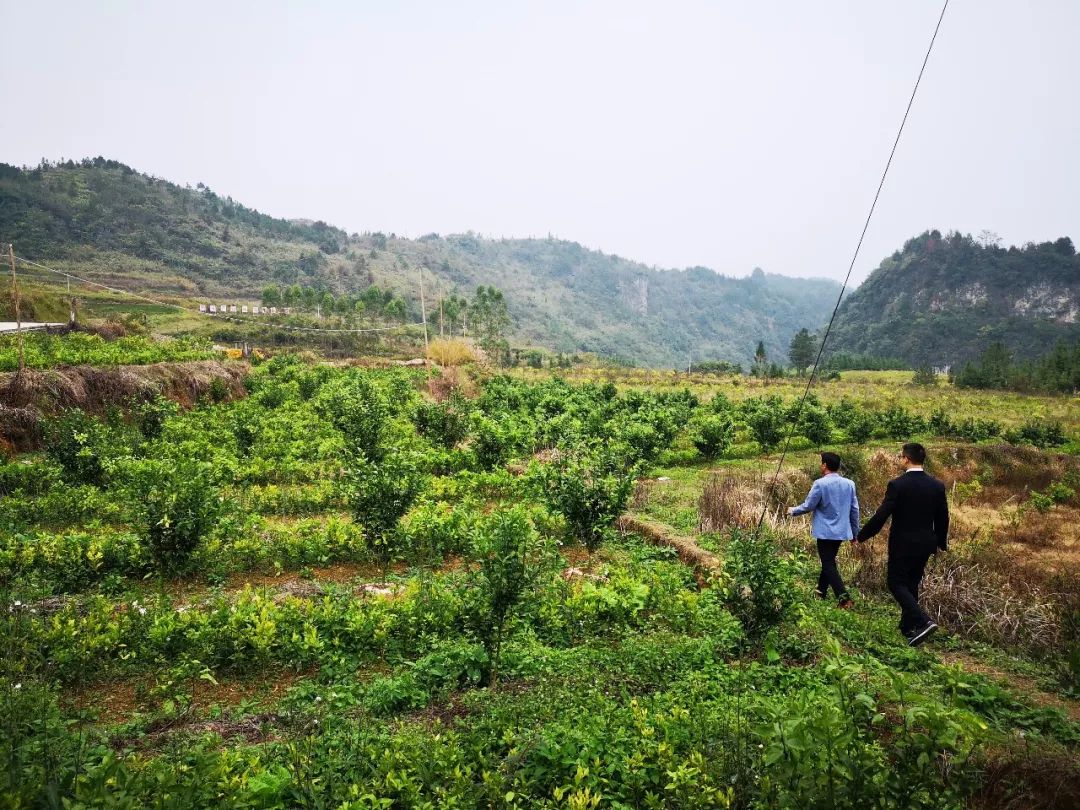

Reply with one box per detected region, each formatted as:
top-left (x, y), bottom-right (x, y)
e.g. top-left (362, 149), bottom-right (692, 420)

top-left (439, 297), bottom-right (444, 338)
top-left (7, 244), bottom-right (25, 373)
top-left (417, 265), bottom-right (429, 350)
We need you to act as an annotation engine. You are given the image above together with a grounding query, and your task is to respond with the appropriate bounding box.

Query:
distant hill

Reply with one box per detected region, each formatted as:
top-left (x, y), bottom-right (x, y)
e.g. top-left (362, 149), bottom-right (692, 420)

top-left (826, 230), bottom-right (1079, 368)
top-left (0, 158), bottom-right (839, 368)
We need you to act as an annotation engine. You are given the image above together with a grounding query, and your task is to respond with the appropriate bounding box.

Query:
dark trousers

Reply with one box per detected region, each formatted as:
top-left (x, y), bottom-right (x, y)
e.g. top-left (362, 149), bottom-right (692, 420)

top-left (815, 540), bottom-right (848, 601)
top-left (886, 538), bottom-right (936, 635)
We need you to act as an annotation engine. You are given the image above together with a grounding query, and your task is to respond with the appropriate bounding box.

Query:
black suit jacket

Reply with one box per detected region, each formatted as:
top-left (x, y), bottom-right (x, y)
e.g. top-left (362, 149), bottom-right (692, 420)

top-left (856, 470), bottom-right (949, 551)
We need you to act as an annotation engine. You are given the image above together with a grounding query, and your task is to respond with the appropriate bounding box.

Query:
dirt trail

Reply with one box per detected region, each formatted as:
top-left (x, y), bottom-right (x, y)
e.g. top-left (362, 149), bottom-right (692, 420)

top-left (623, 510), bottom-right (1080, 728)
top-left (936, 650), bottom-right (1080, 724)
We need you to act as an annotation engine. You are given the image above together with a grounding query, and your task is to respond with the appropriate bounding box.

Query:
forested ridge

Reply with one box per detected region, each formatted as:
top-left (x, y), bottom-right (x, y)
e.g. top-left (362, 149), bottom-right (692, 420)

top-left (3, 161), bottom-right (1076, 370)
top-left (0, 158), bottom-right (838, 367)
top-left (827, 229), bottom-right (1079, 368)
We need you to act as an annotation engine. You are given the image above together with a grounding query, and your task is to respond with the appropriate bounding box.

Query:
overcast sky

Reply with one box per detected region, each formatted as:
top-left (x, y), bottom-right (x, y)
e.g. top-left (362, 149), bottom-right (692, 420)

top-left (2, 0), bottom-right (1077, 283)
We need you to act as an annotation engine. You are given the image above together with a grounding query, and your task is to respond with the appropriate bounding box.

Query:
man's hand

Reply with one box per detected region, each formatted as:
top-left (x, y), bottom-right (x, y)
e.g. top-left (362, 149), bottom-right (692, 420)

top-left (786, 507), bottom-right (796, 516)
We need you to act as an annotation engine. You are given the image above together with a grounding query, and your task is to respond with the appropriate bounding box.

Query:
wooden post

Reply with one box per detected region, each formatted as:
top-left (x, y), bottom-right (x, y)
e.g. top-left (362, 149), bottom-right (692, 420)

top-left (439, 297), bottom-right (444, 338)
top-left (417, 266), bottom-right (429, 351)
top-left (7, 244), bottom-right (25, 373)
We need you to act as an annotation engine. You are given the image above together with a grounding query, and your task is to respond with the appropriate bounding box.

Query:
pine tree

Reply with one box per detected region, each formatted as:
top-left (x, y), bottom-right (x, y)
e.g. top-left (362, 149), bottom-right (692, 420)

top-left (754, 341), bottom-right (768, 377)
top-left (788, 328), bottom-right (816, 375)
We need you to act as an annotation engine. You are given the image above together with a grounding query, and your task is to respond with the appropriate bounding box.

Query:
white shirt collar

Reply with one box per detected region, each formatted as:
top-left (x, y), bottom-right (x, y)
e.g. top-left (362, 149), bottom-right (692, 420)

top-left (905, 466), bottom-right (924, 473)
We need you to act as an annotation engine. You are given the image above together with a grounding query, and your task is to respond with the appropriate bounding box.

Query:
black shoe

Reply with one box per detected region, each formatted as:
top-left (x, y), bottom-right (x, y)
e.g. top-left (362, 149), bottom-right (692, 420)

top-left (908, 622), bottom-right (938, 647)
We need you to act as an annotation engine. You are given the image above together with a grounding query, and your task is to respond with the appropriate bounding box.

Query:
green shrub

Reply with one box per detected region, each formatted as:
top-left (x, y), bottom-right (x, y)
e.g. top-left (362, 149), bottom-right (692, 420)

top-left (539, 450), bottom-right (635, 553)
top-left (42, 410), bottom-right (120, 487)
top-left (399, 498), bottom-right (478, 562)
top-left (470, 413), bottom-right (524, 471)
top-left (741, 397), bottom-right (786, 452)
top-left (133, 394), bottom-right (179, 441)
top-left (796, 403), bottom-right (833, 446)
top-left (1005, 419), bottom-right (1067, 448)
top-left (881, 405), bottom-right (926, 440)
top-left (414, 395), bottom-right (470, 449)
top-left (317, 374), bottom-right (389, 459)
top-left (471, 508), bottom-right (541, 685)
top-left (691, 414), bottom-right (735, 461)
top-left (342, 452), bottom-right (428, 563)
top-left (137, 460), bottom-right (224, 574)
top-left (719, 528), bottom-right (794, 639)
top-left (953, 417), bottom-right (1002, 443)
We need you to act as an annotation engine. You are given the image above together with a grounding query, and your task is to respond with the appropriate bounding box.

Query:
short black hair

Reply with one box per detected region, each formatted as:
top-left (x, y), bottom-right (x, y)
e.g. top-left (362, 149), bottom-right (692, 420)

top-left (901, 442), bottom-right (926, 464)
top-left (820, 452), bottom-right (841, 472)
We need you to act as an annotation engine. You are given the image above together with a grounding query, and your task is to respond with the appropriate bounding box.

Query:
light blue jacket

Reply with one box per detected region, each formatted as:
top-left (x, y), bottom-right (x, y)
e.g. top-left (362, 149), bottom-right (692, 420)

top-left (790, 473), bottom-right (860, 541)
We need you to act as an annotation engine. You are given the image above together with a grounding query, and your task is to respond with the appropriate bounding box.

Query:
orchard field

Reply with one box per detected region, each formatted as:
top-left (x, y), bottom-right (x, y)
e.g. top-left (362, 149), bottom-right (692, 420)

top-left (2, 350), bottom-right (1079, 809)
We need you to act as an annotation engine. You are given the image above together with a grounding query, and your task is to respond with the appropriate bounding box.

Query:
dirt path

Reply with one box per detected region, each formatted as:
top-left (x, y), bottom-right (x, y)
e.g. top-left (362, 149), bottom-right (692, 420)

top-left (936, 650), bottom-right (1080, 724)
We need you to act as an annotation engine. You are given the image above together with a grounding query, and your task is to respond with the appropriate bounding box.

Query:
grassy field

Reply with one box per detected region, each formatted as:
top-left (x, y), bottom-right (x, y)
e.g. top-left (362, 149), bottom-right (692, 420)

top-left (522, 365), bottom-right (1080, 434)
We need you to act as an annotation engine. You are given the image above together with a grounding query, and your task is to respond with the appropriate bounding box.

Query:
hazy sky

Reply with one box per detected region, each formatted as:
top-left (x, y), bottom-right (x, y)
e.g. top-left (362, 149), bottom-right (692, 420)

top-left (2, 1), bottom-right (1077, 283)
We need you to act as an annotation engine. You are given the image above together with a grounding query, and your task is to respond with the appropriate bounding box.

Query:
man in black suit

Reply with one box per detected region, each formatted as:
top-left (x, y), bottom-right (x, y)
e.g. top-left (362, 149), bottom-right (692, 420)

top-left (855, 442), bottom-right (948, 646)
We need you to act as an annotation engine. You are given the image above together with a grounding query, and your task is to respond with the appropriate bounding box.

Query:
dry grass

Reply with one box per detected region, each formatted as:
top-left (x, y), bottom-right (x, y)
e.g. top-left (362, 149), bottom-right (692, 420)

top-left (0, 360), bottom-right (247, 448)
top-left (426, 338), bottom-right (476, 367)
top-left (973, 743), bottom-right (1080, 810)
top-left (630, 479), bottom-right (655, 511)
top-left (698, 469), bottom-right (810, 539)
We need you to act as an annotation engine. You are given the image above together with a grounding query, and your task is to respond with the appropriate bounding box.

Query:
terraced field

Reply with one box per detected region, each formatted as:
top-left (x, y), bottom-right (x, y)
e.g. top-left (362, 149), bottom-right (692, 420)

top-left (2, 352), bottom-right (1078, 808)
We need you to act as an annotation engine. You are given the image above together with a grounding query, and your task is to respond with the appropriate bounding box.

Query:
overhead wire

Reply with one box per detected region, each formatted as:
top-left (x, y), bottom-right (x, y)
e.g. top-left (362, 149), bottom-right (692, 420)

top-left (756, 0), bottom-right (951, 531)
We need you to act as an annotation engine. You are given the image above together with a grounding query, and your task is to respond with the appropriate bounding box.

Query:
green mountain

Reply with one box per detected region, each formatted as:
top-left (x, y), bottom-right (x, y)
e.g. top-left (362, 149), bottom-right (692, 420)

top-left (0, 158), bottom-right (839, 368)
top-left (826, 230), bottom-right (1080, 368)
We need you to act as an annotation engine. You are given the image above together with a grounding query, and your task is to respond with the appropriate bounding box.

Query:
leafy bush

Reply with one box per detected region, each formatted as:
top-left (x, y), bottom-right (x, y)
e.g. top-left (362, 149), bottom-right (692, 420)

top-left (953, 417), bottom-right (1002, 443)
top-left (539, 450), bottom-right (635, 552)
top-left (471, 508), bottom-right (541, 685)
top-left (1005, 419), bottom-right (1067, 449)
top-left (928, 407), bottom-right (955, 436)
top-left (741, 398), bottom-right (787, 453)
top-left (316, 374), bottom-right (389, 459)
top-left (719, 528), bottom-right (794, 639)
top-left (796, 403), bottom-right (833, 446)
top-left (414, 395), bottom-right (470, 449)
top-left (881, 405), bottom-right (926, 440)
top-left (135, 460), bottom-right (224, 574)
top-left (43, 410), bottom-right (120, 487)
top-left (133, 394), bottom-right (179, 441)
top-left (469, 413), bottom-right (524, 471)
top-left (342, 452), bottom-right (428, 563)
top-left (691, 414), bottom-right (735, 461)
top-left (911, 365), bottom-right (939, 386)
top-left (399, 498), bottom-right (478, 562)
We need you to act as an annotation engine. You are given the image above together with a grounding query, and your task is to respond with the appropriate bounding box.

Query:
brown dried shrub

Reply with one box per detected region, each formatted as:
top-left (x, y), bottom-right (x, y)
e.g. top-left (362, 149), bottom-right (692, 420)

top-left (923, 555), bottom-right (1060, 652)
top-left (427, 367), bottom-right (460, 402)
top-left (630, 478), bottom-right (654, 511)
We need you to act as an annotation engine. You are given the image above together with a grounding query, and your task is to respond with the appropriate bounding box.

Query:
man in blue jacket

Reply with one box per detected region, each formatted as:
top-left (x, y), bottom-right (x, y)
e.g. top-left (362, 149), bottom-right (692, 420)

top-left (787, 452), bottom-right (860, 608)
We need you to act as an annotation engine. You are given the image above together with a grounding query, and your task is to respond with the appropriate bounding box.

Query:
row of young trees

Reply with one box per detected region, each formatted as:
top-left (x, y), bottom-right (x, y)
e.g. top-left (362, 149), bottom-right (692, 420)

top-left (954, 340), bottom-right (1080, 394)
top-left (260, 283), bottom-right (409, 322)
top-left (255, 283), bottom-right (512, 347)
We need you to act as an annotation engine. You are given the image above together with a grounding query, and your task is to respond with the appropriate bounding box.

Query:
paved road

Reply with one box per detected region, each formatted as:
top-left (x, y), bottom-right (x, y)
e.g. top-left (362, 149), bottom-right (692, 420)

top-left (0, 322), bottom-right (66, 333)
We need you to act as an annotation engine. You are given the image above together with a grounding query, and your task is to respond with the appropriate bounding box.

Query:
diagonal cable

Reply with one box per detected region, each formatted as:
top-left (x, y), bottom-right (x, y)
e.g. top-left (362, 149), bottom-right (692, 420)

top-left (757, 0), bottom-right (951, 531)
